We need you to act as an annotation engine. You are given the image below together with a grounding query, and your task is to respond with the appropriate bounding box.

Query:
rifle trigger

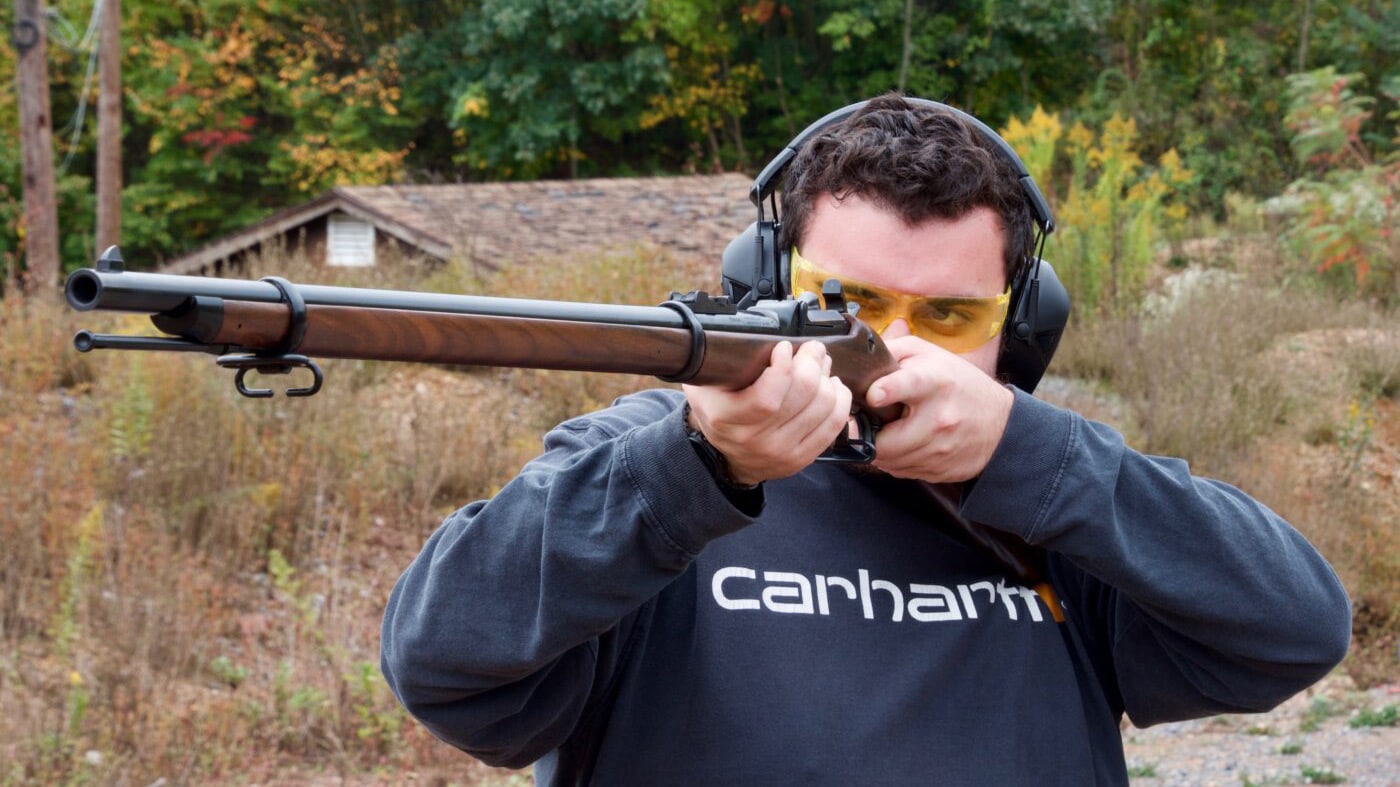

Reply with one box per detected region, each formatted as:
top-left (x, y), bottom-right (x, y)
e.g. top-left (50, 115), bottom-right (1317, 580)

top-left (217, 353), bottom-right (324, 398)
top-left (816, 410), bottom-right (877, 464)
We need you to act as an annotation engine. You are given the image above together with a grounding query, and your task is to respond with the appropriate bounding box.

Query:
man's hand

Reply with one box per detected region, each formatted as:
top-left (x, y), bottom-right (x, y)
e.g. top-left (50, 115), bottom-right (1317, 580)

top-left (865, 335), bottom-right (1014, 483)
top-left (683, 340), bottom-right (854, 486)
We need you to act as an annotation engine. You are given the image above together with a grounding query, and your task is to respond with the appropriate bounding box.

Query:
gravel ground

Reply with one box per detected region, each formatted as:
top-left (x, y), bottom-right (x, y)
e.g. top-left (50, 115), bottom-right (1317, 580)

top-left (1123, 675), bottom-right (1400, 786)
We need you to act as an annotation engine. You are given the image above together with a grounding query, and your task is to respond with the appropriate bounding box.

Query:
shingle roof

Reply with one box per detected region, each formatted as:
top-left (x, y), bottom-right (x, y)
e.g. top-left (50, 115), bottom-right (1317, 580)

top-left (159, 174), bottom-right (758, 275)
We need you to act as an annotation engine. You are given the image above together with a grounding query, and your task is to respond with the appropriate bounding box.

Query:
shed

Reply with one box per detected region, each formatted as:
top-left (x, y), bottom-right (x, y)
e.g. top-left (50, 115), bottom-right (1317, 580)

top-left (158, 174), bottom-right (757, 277)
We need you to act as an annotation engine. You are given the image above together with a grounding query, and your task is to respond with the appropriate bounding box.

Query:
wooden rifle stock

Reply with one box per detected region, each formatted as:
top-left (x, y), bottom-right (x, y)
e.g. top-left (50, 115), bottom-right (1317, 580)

top-left (64, 257), bottom-right (901, 426)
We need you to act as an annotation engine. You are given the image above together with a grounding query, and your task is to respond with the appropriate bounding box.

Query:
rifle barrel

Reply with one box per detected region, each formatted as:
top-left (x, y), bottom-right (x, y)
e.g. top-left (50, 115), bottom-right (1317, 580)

top-left (65, 269), bottom-right (777, 333)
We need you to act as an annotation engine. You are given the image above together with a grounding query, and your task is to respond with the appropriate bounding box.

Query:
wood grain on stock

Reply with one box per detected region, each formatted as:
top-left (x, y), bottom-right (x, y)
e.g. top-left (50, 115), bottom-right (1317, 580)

top-left (210, 301), bottom-right (900, 419)
top-left (213, 302), bottom-right (697, 376)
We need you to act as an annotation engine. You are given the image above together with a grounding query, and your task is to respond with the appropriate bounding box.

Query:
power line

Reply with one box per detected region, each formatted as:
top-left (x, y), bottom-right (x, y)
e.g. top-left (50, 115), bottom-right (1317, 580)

top-left (51, 0), bottom-right (105, 173)
top-left (45, 0), bottom-right (102, 53)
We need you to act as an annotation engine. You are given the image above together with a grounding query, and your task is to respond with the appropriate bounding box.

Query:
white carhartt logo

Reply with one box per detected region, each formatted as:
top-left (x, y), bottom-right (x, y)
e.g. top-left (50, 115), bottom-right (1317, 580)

top-left (711, 566), bottom-right (1061, 623)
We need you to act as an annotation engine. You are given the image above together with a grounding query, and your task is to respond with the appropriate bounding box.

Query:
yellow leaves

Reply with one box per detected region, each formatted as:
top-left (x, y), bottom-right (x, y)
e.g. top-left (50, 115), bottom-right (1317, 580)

top-left (460, 95), bottom-right (489, 118)
top-left (1006, 107), bottom-right (1195, 318)
top-left (1001, 106), bottom-right (1062, 188)
top-left (1158, 148), bottom-right (1194, 186)
top-left (280, 138), bottom-right (409, 194)
top-left (1066, 121), bottom-right (1095, 153)
top-left (1088, 114), bottom-right (1143, 172)
top-left (1001, 105), bottom-right (1062, 148)
top-left (249, 482), bottom-right (282, 512)
top-left (1102, 112), bottom-right (1138, 143)
top-left (77, 502), bottom-right (105, 542)
top-left (639, 47), bottom-right (759, 134)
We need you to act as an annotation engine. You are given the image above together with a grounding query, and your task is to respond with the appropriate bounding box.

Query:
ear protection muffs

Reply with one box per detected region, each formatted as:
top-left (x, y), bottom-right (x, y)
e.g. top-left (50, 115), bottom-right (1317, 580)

top-left (721, 98), bottom-right (1070, 393)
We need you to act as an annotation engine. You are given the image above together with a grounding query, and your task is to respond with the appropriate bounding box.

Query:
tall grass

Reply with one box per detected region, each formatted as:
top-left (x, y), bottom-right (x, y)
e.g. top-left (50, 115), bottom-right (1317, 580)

top-left (4, 236), bottom-right (1395, 782)
top-left (1, 245), bottom-right (686, 784)
top-left (1055, 272), bottom-right (1385, 472)
top-left (1052, 238), bottom-right (1398, 685)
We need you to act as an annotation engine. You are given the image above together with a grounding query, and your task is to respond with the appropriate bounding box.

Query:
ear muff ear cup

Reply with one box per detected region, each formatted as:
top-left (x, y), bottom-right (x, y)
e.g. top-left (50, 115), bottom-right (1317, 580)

top-left (722, 221), bottom-right (782, 308)
top-left (724, 96), bottom-right (1070, 392)
top-left (999, 258), bottom-right (1070, 394)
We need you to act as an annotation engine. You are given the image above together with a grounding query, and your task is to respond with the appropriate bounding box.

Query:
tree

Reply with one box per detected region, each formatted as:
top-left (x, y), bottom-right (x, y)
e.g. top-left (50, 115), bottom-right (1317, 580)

top-left (443, 0), bottom-right (670, 179)
top-left (636, 0), bottom-right (760, 172)
top-left (119, 0), bottom-right (411, 261)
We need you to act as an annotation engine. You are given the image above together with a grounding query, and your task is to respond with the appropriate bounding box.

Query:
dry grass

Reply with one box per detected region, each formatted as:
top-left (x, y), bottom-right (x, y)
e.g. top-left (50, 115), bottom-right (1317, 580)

top-left (1, 246), bottom-right (684, 784)
top-left (1054, 242), bottom-right (1399, 687)
top-left (3, 238), bottom-right (1396, 783)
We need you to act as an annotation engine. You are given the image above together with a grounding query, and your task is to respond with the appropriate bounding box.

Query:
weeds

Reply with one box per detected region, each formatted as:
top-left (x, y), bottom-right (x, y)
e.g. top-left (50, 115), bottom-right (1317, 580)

top-left (1300, 697), bottom-right (1340, 733)
top-left (0, 248), bottom-right (682, 783)
top-left (5, 235), bottom-right (1394, 782)
top-left (1299, 765), bottom-right (1346, 784)
top-left (1054, 272), bottom-right (1378, 472)
top-left (1127, 761), bottom-right (1159, 777)
top-left (1348, 704), bottom-right (1398, 728)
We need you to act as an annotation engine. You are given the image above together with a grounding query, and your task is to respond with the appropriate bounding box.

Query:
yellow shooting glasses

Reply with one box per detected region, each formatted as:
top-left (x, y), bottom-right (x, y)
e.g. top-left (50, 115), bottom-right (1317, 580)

top-left (789, 247), bottom-right (1011, 353)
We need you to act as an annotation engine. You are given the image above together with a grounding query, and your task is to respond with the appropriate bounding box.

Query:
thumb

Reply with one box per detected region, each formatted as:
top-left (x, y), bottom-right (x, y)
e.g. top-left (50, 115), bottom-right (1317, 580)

top-left (866, 370), bottom-right (915, 408)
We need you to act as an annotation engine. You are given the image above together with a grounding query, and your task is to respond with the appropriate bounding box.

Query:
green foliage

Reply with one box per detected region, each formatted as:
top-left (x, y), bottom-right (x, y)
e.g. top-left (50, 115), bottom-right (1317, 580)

top-left (4, 0), bottom-right (1397, 287)
top-left (1126, 761), bottom-right (1158, 778)
top-left (51, 505), bottom-right (103, 661)
top-left (1003, 108), bottom-right (1193, 319)
top-left (445, 0), bottom-right (669, 178)
top-left (1348, 704), bottom-right (1398, 728)
top-left (637, 0), bottom-right (760, 171)
top-left (105, 0), bottom-right (412, 265)
top-left (1300, 696), bottom-right (1340, 732)
top-left (345, 661), bottom-right (404, 752)
top-left (1300, 765), bottom-right (1346, 784)
top-left (1268, 68), bottom-right (1399, 300)
top-left (209, 655), bottom-right (251, 689)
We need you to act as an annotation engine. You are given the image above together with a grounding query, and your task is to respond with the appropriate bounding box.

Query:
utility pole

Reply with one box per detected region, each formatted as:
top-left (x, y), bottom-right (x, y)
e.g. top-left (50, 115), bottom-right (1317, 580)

top-left (96, 0), bottom-right (121, 253)
top-left (13, 0), bottom-right (61, 293)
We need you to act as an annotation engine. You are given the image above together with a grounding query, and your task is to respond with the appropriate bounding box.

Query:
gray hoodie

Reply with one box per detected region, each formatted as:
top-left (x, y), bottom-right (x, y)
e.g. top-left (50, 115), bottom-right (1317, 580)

top-left (381, 388), bottom-right (1350, 786)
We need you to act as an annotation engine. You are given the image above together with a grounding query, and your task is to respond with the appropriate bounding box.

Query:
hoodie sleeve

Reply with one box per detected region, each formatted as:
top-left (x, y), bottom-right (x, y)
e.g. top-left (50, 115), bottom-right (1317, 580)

top-left (960, 389), bottom-right (1352, 727)
top-left (380, 389), bottom-right (757, 767)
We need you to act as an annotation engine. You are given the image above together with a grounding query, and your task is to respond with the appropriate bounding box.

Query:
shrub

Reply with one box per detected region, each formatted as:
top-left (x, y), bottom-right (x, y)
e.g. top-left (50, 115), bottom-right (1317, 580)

top-left (1002, 108), bottom-right (1195, 320)
top-left (1266, 68), bottom-right (1399, 302)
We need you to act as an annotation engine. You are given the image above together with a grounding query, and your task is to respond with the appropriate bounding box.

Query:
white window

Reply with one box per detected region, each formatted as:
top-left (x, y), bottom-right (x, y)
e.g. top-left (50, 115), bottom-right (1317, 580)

top-left (327, 214), bottom-right (376, 267)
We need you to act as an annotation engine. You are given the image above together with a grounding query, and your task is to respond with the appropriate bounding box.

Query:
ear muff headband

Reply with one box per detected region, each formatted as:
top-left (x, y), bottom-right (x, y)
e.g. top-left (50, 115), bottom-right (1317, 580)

top-left (720, 96), bottom-right (1070, 392)
top-left (749, 99), bottom-right (1055, 237)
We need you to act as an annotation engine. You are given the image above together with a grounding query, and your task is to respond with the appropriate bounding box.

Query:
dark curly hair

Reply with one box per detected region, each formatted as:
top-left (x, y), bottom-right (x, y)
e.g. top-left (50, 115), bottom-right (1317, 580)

top-left (777, 94), bottom-right (1035, 283)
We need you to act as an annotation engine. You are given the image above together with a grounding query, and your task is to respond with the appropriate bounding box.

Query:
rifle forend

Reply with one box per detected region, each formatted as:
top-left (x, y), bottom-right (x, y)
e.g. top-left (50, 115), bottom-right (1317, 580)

top-left (66, 247), bottom-right (900, 460)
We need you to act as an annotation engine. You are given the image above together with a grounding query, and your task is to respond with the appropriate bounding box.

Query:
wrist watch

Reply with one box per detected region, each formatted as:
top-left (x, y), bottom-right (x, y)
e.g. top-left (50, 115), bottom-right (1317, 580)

top-left (683, 406), bottom-right (761, 493)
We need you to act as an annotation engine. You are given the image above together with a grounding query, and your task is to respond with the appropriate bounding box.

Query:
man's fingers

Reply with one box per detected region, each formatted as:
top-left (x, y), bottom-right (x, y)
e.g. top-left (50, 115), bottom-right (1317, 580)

top-left (683, 339), bottom-right (851, 485)
top-left (867, 368), bottom-right (926, 408)
top-left (776, 341), bottom-right (830, 415)
top-left (715, 340), bottom-right (797, 425)
top-left (785, 373), bottom-right (846, 444)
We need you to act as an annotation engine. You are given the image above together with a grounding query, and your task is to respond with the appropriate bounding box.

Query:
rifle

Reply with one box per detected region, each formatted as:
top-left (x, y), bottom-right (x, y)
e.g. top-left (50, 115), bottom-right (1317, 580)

top-left (66, 247), bottom-right (899, 462)
top-left (66, 246), bottom-right (1044, 581)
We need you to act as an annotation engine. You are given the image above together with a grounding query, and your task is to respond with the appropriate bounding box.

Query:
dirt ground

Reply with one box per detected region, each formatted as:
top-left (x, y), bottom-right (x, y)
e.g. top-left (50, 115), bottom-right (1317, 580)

top-left (1123, 674), bottom-right (1400, 786)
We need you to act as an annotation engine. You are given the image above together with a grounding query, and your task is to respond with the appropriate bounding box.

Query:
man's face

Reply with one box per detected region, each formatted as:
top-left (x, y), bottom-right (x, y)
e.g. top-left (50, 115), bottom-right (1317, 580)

top-left (796, 193), bottom-right (1008, 377)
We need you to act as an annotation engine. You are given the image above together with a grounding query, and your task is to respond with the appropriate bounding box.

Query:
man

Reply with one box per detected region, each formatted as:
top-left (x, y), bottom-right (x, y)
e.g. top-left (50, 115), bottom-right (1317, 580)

top-left (381, 96), bottom-right (1350, 785)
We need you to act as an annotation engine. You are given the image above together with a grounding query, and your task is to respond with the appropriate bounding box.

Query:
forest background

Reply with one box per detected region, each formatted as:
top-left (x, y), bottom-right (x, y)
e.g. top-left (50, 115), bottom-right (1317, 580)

top-left (1, 0), bottom-right (1398, 784)
top-left (0, 0), bottom-right (1394, 275)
